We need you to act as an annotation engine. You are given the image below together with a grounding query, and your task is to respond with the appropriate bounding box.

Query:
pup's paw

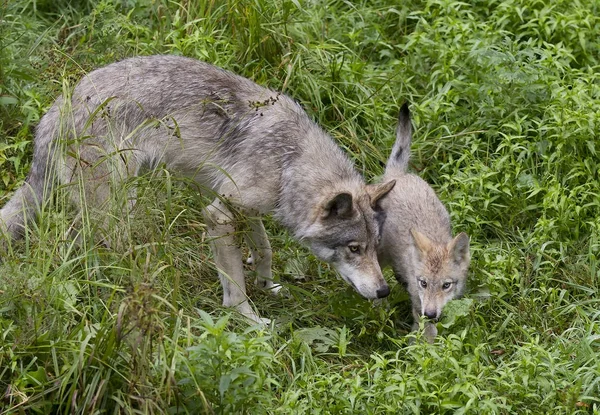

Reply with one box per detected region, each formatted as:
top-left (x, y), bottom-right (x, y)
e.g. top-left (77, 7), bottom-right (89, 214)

top-left (424, 323), bottom-right (438, 343)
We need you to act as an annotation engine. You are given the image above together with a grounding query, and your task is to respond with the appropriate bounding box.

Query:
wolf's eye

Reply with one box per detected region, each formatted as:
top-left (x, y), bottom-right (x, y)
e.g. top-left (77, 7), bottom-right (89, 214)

top-left (348, 244), bottom-right (360, 254)
top-left (442, 282), bottom-right (452, 290)
top-left (419, 280), bottom-right (428, 289)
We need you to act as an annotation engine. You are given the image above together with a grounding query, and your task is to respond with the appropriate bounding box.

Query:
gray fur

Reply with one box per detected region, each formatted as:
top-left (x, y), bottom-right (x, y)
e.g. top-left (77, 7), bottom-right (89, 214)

top-left (378, 104), bottom-right (470, 341)
top-left (386, 102), bottom-right (411, 172)
top-left (0, 55), bottom-right (395, 323)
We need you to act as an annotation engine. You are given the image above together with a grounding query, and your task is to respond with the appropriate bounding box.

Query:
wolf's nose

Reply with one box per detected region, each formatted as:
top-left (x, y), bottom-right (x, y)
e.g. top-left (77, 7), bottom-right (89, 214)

top-left (424, 310), bottom-right (438, 320)
top-left (376, 285), bottom-right (390, 298)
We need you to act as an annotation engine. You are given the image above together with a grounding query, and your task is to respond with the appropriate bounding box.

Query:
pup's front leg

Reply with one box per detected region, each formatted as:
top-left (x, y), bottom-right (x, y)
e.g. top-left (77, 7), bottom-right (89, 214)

top-left (412, 307), bottom-right (437, 343)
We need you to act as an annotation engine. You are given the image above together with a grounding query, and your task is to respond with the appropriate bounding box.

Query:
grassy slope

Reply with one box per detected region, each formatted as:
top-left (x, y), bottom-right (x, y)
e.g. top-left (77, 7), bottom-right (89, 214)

top-left (0, 0), bottom-right (599, 413)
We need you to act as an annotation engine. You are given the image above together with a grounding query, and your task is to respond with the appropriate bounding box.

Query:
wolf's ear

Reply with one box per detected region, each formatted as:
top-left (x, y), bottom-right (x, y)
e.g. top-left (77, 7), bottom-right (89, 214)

top-left (322, 192), bottom-right (354, 219)
top-left (366, 179), bottom-right (396, 208)
top-left (448, 232), bottom-right (470, 265)
top-left (386, 102), bottom-right (412, 172)
top-left (410, 228), bottom-right (433, 254)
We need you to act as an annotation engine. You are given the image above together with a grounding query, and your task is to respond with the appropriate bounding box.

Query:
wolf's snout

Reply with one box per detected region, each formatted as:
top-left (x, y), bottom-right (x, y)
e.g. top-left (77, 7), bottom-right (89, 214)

top-left (376, 285), bottom-right (390, 298)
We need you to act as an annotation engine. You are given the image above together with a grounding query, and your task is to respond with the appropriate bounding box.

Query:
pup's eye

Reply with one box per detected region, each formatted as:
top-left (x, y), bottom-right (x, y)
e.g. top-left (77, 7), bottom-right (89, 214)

top-left (348, 244), bottom-right (360, 254)
top-left (442, 282), bottom-right (452, 290)
top-left (419, 280), bottom-right (428, 288)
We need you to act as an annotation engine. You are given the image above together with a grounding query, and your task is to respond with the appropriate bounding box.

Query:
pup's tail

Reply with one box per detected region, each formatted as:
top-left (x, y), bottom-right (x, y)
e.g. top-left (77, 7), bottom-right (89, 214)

top-left (386, 102), bottom-right (412, 173)
top-left (1, 113), bottom-right (57, 241)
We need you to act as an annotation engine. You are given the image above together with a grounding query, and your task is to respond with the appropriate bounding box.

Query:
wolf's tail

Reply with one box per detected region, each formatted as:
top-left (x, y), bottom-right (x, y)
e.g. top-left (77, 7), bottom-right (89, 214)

top-left (0, 111), bottom-right (57, 240)
top-left (386, 103), bottom-right (412, 172)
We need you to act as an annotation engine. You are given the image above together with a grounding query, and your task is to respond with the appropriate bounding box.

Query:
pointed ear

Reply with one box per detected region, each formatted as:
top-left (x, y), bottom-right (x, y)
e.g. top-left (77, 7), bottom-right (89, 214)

top-left (386, 102), bottom-right (412, 171)
top-left (448, 232), bottom-right (470, 265)
top-left (322, 192), bottom-right (354, 219)
top-left (410, 228), bottom-right (433, 254)
top-left (366, 179), bottom-right (396, 208)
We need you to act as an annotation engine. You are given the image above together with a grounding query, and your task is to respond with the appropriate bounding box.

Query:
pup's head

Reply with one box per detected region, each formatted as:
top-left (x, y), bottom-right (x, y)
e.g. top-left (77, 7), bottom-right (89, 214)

top-left (304, 180), bottom-right (396, 299)
top-left (408, 229), bottom-right (470, 320)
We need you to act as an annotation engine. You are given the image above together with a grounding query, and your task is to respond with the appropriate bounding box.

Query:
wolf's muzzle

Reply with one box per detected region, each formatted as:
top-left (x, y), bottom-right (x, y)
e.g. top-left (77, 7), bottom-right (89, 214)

top-left (376, 285), bottom-right (390, 298)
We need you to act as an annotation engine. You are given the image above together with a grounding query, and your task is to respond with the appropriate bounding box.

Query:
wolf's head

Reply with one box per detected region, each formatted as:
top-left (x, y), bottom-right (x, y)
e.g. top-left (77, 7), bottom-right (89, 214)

top-left (407, 229), bottom-right (470, 320)
top-left (302, 180), bottom-right (396, 300)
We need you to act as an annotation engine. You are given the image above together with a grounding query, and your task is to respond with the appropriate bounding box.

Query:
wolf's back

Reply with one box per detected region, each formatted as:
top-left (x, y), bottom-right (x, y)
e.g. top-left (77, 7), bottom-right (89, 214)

top-left (0, 55), bottom-right (338, 240)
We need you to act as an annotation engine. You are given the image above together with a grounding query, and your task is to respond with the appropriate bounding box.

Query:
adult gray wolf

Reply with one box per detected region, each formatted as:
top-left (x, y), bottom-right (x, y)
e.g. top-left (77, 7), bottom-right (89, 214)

top-left (0, 55), bottom-right (395, 324)
top-left (377, 103), bottom-right (470, 340)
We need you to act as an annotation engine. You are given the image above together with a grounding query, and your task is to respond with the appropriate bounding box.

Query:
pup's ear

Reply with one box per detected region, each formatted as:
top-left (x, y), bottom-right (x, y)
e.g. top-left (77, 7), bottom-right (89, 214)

top-left (448, 232), bottom-right (470, 265)
top-left (322, 192), bottom-right (354, 219)
top-left (386, 102), bottom-right (412, 172)
top-left (410, 228), bottom-right (433, 254)
top-left (366, 179), bottom-right (396, 208)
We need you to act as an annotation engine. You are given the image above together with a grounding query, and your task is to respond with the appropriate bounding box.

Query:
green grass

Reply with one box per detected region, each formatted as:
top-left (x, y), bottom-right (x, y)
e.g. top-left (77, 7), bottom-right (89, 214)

top-left (1, 0), bottom-right (599, 413)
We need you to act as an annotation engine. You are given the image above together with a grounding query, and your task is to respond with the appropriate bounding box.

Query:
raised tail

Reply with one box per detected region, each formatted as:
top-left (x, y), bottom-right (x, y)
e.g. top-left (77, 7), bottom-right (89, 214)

top-left (385, 102), bottom-right (412, 173)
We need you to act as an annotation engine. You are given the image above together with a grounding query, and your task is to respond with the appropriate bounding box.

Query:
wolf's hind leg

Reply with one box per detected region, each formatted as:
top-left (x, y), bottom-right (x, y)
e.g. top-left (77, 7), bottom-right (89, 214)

top-left (244, 217), bottom-right (281, 295)
top-left (63, 147), bottom-right (140, 248)
top-left (204, 199), bottom-right (269, 324)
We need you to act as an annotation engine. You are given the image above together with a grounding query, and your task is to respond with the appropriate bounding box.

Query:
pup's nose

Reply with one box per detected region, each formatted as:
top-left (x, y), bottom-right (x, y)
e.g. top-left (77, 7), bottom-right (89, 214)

top-left (376, 285), bottom-right (390, 298)
top-left (424, 310), bottom-right (438, 320)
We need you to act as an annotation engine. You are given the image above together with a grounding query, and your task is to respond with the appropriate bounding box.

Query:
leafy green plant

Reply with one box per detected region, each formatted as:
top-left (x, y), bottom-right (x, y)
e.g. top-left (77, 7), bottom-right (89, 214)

top-left (176, 312), bottom-right (276, 414)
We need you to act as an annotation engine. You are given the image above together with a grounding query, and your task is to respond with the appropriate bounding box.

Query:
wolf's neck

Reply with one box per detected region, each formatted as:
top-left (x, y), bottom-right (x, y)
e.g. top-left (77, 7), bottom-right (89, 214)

top-left (273, 136), bottom-right (363, 237)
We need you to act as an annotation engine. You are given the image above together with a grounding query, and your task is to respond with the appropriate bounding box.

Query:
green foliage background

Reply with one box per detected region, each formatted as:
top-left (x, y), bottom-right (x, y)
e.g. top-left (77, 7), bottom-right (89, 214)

top-left (0, 0), bottom-right (599, 413)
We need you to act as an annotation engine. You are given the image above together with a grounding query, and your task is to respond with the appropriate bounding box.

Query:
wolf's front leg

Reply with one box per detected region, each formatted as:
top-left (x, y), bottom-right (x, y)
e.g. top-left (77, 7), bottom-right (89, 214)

top-left (244, 217), bottom-right (281, 295)
top-left (204, 199), bottom-right (270, 325)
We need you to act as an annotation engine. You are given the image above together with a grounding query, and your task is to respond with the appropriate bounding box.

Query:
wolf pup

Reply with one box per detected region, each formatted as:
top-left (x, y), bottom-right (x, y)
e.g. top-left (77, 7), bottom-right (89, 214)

top-left (377, 104), bottom-right (470, 340)
top-left (0, 55), bottom-right (396, 324)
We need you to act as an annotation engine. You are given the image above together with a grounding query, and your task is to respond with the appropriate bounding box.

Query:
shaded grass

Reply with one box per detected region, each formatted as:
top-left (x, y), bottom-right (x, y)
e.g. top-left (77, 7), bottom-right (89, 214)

top-left (1, 0), bottom-right (599, 413)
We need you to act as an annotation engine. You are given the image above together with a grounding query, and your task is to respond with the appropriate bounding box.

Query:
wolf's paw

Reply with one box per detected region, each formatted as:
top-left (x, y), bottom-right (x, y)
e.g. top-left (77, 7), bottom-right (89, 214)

top-left (257, 279), bottom-right (283, 296)
top-left (234, 302), bottom-right (271, 326)
top-left (242, 311), bottom-right (272, 326)
top-left (267, 283), bottom-right (283, 296)
top-left (258, 316), bottom-right (272, 325)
